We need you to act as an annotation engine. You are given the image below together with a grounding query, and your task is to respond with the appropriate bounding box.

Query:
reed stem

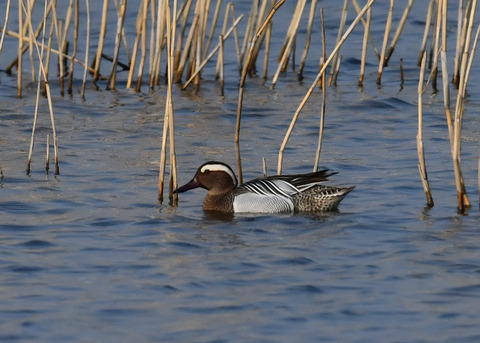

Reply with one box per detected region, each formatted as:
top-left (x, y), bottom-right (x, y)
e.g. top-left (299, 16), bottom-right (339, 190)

top-left (377, 0), bottom-right (393, 85)
top-left (417, 52), bottom-right (434, 207)
top-left (278, 0), bottom-right (375, 174)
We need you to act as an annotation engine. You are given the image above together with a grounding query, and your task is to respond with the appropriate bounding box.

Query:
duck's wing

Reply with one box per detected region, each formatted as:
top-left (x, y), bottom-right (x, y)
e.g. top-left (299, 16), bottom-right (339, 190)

top-left (242, 169), bottom-right (337, 193)
top-left (234, 178), bottom-right (297, 213)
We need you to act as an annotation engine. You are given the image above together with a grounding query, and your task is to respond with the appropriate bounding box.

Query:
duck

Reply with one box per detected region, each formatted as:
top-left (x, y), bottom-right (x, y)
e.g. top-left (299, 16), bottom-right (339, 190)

top-left (174, 161), bottom-right (354, 213)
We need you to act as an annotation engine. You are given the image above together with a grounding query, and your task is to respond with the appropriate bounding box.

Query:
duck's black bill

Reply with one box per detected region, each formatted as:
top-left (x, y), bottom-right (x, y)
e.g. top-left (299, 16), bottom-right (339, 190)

top-left (173, 179), bottom-right (200, 193)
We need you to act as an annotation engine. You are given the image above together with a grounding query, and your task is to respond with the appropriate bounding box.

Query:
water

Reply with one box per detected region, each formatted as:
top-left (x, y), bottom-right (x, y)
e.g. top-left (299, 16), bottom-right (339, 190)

top-left (1, 1), bottom-right (480, 342)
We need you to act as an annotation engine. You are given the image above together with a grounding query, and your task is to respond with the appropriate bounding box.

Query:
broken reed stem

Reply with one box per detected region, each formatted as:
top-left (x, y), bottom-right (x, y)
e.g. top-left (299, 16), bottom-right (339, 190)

top-left (359, 6), bottom-right (371, 86)
top-left (81, 0), bottom-right (91, 98)
top-left (298, 0), bottom-right (317, 81)
top-left (278, 0), bottom-right (375, 174)
top-left (377, 0), bottom-right (393, 85)
top-left (384, 0), bottom-right (414, 66)
top-left (313, 9), bottom-right (326, 172)
top-left (417, 52), bottom-right (434, 207)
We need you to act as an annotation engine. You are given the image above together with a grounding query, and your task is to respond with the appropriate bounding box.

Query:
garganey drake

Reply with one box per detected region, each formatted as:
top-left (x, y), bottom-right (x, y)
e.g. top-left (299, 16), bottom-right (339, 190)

top-left (174, 161), bottom-right (354, 213)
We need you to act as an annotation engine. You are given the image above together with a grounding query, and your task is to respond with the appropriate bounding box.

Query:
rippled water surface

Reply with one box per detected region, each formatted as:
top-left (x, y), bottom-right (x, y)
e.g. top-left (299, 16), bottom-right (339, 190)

top-left (2, 1), bottom-right (480, 342)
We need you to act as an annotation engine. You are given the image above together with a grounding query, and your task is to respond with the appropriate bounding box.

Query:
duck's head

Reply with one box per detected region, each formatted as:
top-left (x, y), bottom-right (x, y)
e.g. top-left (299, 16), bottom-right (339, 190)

top-left (174, 161), bottom-right (238, 194)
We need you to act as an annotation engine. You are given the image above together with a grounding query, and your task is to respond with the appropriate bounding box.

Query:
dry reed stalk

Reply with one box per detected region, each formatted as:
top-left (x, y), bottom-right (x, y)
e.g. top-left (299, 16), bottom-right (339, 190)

top-left (313, 9), bottom-right (326, 172)
top-left (239, 0), bottom-right (259, 71)
top-left (262, 21), bottom-right (271, 80)
top-left (418, 0), bottom-right (434, 66)
top-left (60, 0), bottom-right (74, 96)
top-left (26, 0), bottom-right (58, 175)
top-left (159, 0), bottom-right (178, 203)
top-left (135, 0), bottom-right (150, 92)
top-left (218, 34), bottom-right (224, 95)
top-left (46, 134), bottom-right (50, 174)
top-left (168, 0), bottom-right (179, 203)
top-left (182, 14), bottom-right (243, 89)
top-left (107, 0), bottom-right (127, 90)
top-left (439, 0), bottom-right (453, 146)
top-left (152, 0), bottom-right (167, 87)
top-left (17, 0), bottom-right (23, 98)
top-left (3, 16), bottom-right (43, 74)
top-left (451, 0), bottom-right (478, 212)
top-left (453, 0), bottom-right (470, 88)
top-left (236, 0), bottom-right (285, 144)
top-left (399, 57), bottom-right (404, 88)
top-left (68, 0), bottom-right (79, 95)
top-left (262, 157), bottom-right (267, 177)
top-left (26, 0), bottom-right (35, 82)
top-left (384, 0), bottom-right (414, 66)
top-left (43, 3), bottom-right (55, 96)
top-left (93, 0), bottom-right (109, 82)
top-left (240, 0), bottom-right (260, 73)
top-left (175, 14), bottom-right (198, 83)
top-left (248, 0), bottom-right (270, 69)
top-left (148, 0), bottom-right (156, 85)
top-left (430, 0), bottom-right (442, 92)
top-left (193, 0), bottom-right (207, 90)
top-left (377, 0), bottom-right (393, 85)
top-left (271, 0), bottom-right (305, 88)
top-left (297, 0), bottom-right (316, 81)
top-left (417, 52), bottom-right (434, 207)
top-left (278, 0), bottom-right (375, 174)
top-left (332, 54), bottom-right (342, 85)
top-left (0, 0), bottom-right (11, 57)
top-left (174, 0), bottom-right (193, 73)
top-left (204, 0), bottom-right (221, 60)
top-left (352, 0), bottom-right (379, 59)
top-left (215, 2), bottom-right (240, 75)
top-left (358, 6), bottom-right (371, 86)
top-left (82, 0), bottom-right (91, 98)
top-left (276, 0), bottom-right (305, 74)
top-left (2, 13), bottom-right (102, 80)
top-left (328, 0), bottom-right (348, 86)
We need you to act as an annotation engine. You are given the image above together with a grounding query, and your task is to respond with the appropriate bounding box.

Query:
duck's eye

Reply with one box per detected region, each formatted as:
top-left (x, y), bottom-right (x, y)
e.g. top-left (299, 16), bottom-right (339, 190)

top-left (203, 169), bottom-right (210, 174)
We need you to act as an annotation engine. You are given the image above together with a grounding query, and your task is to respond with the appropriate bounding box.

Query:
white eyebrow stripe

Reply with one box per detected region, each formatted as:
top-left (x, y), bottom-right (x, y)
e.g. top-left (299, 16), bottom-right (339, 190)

top-left (201, 163), bottom-right (237, 184)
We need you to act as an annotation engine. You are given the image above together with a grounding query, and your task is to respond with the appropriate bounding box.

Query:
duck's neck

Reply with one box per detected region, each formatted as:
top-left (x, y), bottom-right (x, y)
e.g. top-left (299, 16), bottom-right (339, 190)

top-left (204, 190), bottom-right (235, 212)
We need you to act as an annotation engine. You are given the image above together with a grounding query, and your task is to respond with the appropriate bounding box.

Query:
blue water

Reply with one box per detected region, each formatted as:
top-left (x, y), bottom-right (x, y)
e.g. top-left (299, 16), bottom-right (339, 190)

top-left (2, 1), bottom-right (480, 342)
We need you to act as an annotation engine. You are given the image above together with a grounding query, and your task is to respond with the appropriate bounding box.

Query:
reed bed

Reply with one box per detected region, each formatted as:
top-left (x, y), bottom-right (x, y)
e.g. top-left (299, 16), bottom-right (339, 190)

top-left (1, 0), bottom-right (480, 211)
